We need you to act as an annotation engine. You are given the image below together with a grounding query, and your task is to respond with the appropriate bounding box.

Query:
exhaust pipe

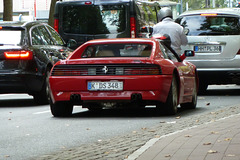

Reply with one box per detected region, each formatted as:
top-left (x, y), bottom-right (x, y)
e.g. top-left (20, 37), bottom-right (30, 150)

top-left (131, 93), bottom-right (142, 102)
top-left (70, 94), bottom-right (81, 103)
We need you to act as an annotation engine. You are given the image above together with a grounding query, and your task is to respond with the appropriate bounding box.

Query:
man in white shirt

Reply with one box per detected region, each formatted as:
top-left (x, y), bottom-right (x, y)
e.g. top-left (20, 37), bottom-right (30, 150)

top-left (152, 7), bottom-right (188, 55)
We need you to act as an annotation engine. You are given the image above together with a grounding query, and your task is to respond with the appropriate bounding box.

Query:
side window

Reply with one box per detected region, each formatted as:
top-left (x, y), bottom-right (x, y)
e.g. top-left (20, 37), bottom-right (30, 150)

top-left (31, 27), bottom-right (44, 45)
top-left (37, 26), bottom-right (54, 45)
top-left (137, 3), bottom-right (149, 27)
top-left (46, 25), bottom-right (64, 46)
top-left (159, 42), bottom-right (178, 61)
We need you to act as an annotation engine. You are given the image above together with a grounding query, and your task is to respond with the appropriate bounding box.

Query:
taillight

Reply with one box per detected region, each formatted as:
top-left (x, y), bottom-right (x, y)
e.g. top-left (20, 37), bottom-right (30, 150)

top-left (54, 19), bottom-right (59, 33)
top-left (124, 67), bottom-right (160, 75)
top-left (130, 17), bottom-right (136, 38)
top-left (4, 51), bottom-right (33, 60)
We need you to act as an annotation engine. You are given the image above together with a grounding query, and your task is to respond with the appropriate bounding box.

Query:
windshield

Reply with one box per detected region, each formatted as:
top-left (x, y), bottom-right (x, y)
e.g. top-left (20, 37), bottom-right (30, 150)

top-left (62, 5), bottom-right (126, 35)
top-left (0, 30), bottom-right (24, 45)
top-left (176, 15), bottom-right (240, 36)
top-left (81, 43), bottom-right (152, 58)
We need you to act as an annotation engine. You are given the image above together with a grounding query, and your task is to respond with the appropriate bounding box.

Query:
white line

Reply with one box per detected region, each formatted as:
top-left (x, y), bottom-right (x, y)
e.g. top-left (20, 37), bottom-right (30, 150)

top-left (33, 110), bottom-right (51, 115)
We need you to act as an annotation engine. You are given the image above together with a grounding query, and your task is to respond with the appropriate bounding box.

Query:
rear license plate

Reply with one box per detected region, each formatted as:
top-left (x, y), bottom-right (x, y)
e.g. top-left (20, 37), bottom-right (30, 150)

top-left (88, 81), bottom-right (123, 91)
top-left (194, 45), bottom-right (221, 53)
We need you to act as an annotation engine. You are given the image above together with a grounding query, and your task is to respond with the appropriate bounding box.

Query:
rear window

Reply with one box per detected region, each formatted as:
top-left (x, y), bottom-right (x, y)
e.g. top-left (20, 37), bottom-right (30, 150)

top-left (0, 30), bottom-right (24, 45)
top-left (176, 15), bottom-right (240, 36)
top-left (81, 43), bottom-right (152, 58)
top-left (62, 5), bottom-right (126, 35)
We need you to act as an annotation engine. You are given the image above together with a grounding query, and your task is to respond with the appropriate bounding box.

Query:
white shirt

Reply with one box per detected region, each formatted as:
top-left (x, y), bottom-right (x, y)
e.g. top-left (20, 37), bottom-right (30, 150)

top-left (152, 18), bottom-right (188, 55)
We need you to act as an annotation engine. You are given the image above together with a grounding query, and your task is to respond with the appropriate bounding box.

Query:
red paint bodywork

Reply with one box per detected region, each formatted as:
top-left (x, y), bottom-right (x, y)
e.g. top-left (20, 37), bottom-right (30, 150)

top-left (49, 38), bottom-right (197, 106)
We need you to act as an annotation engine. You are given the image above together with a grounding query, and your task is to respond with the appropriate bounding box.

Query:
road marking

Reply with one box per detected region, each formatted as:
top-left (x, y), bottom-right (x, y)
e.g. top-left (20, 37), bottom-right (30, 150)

top-left (33, 110), bottom-right (51, 115)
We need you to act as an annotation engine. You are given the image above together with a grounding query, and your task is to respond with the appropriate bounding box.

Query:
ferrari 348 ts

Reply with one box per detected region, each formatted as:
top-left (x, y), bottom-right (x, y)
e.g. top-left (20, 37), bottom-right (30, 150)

top-left (49, 38), bottom-right (198, 117)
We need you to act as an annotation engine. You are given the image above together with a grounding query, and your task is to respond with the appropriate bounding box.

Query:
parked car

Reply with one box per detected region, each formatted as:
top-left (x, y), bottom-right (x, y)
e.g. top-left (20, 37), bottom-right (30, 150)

top-left (0, 21), bottom-right (74, 104)
top-left (175, 8), bottom-right (240, 91)
top-left (54, 0), bottom-right (161, 49)
top-left (49, 37), bottom-right (198, 117)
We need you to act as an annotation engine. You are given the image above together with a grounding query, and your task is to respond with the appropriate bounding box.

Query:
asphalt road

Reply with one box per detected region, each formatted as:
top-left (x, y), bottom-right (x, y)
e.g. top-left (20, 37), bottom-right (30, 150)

top-left (0, 85), bottom-right (240, 160)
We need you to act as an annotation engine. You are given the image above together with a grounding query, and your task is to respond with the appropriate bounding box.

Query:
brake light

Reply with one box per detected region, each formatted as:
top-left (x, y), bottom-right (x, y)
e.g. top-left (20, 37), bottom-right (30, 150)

top-left (0, 26), bottom-right (2, 30)
top-left (130, 17), bottom-right (136, 38)
top-left (4, 51), bottom-right (33, 60)
top-left (85, 1), bottom-right (92, 5)
top-left (54, 19), bottom-right (59, 33)
top-left (124, 67), bottom-right (160, 75)
top-left (200, 13), bottom-right (217, 16)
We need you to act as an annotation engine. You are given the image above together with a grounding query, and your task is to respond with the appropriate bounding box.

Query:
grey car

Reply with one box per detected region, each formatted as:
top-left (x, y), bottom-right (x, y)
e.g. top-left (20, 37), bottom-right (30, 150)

top-left (175, 8), bottom-right (240, 91)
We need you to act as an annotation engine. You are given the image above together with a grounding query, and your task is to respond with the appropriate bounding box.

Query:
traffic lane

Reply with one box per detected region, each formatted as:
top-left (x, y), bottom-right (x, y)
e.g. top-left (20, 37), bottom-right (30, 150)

top-left (1, 85), bottom-right (240, 160)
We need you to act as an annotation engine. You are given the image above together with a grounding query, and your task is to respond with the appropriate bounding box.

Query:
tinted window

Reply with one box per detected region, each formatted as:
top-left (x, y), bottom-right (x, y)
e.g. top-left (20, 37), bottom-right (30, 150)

top-left (176, 15), bottom-right (240, 36)
top-left (46, 25), bottom-right (64, 45)
top-left (31, 27), bottom-right (44, 45)
top-left (81, 44), bottom-right (152, 58)
top-left (62, 5), bottom-right (126, 34)
top-left (0, 30), bottom-right (24, 45)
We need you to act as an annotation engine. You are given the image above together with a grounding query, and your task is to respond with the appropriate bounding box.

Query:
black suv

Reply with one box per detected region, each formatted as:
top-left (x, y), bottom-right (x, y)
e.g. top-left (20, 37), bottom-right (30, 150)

top-left (54, 0), bottom-right (161, 48)
top-left (0, 21), bottom-right (74, 104)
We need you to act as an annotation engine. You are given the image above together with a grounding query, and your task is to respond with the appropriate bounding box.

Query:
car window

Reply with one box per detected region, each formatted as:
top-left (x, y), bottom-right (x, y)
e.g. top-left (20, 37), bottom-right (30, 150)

top-left (31, 27), bottom-right (44, 45)
top-left (46, 25), bottom-right (64, 46)
top-left (81, 43), bottom-right (152, 58)
top-left (159, 42), bottom-right (179, 62)
top-left (37, 26), bottom-right (55, 45)
top-left (0, 30), bottom-right (24, 46)
top-left (62, 4), bottom-right (126, 34)
top-left (176, 15), bottom-right (240, 36)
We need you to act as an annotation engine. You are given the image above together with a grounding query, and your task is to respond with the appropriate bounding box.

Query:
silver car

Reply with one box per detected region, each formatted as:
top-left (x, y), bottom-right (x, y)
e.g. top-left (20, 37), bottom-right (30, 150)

top-left (175, 8), bottom-right (240, 91)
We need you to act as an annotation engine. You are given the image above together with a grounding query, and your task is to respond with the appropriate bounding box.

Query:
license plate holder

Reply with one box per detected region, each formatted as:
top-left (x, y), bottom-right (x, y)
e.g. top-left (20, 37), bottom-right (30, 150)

top-left (194, 45), bottom-right (221, 53)
top-left (87, 81), bottom-right (123, 91)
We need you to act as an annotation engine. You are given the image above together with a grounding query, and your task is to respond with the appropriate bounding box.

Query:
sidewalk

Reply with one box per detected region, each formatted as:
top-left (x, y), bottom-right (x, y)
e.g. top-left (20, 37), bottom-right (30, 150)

top-left (127, 114), bottom-right (240, 160)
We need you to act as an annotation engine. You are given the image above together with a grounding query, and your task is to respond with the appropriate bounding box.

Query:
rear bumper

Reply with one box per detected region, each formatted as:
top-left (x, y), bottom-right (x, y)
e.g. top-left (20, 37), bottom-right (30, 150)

top-left (197, 68), bottom-right (240, 85)
top-left (0, 72), bottom-right (44, 94)
top-left (49, 75), bottom-right (172, 104)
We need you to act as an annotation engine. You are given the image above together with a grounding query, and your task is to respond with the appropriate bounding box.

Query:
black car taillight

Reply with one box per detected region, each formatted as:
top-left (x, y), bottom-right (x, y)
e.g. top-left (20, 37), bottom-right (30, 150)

top-left (4, 50), bottom-right (33, 60)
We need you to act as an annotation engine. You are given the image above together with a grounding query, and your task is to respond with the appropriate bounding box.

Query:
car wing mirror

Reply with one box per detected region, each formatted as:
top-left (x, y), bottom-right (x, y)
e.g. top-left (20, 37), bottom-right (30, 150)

top-left (180, 50), bottom-right (195, 61)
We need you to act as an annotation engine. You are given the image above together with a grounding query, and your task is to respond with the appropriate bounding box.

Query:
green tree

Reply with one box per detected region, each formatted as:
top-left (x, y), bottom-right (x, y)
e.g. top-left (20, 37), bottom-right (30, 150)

top-left (3, 0), bottom-right (13, 21)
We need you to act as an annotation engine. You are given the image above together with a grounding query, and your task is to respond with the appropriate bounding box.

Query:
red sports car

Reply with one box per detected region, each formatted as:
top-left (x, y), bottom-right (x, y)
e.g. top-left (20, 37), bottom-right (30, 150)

top-left (49, 38), bottom-right (198, 117)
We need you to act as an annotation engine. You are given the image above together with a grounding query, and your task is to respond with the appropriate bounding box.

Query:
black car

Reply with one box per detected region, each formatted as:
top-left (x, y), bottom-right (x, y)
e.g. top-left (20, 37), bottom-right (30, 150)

top-left (0, 21), bottom-right (74, 104)
top-left (54, 0), bottom-right (161, 48)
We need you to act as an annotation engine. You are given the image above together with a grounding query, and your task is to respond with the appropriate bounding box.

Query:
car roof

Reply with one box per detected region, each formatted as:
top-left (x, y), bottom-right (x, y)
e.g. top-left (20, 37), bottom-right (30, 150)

top-left (84, 38), bottom-right (158, 44)
top-left (179, 8), bottom-right (240, 17)
top-left (0, 21), bottom-right (47, 28)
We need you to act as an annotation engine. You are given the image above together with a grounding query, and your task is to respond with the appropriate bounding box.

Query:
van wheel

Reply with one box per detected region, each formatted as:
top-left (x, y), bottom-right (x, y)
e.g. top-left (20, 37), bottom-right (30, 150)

top-left (181, 78), bottom-right (197, 109)
top-left (33, 70), bottom-right (50, 105)
top-left (50, 99), bottom-right (73, 117)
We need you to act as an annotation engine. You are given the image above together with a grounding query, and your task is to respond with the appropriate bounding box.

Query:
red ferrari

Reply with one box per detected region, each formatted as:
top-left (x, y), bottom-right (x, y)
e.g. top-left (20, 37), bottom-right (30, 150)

top-left (49, 38), bottom-right (198, 117)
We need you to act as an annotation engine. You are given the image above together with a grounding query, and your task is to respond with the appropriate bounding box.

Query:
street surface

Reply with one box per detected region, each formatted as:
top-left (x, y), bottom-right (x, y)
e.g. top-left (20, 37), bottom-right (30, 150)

top-left (0, 85), bottom-right (240, 160)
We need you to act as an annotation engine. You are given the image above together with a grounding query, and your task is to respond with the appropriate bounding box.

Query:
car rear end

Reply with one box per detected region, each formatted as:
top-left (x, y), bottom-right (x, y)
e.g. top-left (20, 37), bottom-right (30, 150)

top-left (54, 0), bottom-right (133, 48)
top-left (0, 23), bottom-right (36, 93)
top-left (176, 9), bottom-right (240, 87)
top-left (49, 40), bottom-right (172, 107)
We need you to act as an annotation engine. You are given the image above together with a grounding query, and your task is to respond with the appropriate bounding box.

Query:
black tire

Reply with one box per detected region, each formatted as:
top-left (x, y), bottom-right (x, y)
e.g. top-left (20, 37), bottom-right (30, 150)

top-left (50, 99), bottom-right (73, 117)
top-left (33, 70), bottom-right (50, 105)
top-left (180, 77), bottom-right (197, 109)
top-left (163, 75), bottom-right (178, 115)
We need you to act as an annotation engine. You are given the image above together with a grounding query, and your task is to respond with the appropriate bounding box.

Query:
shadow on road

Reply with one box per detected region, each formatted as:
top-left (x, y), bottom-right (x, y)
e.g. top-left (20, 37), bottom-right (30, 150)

top-left (0, 99), bottom-right (36, 108)
top-left (199, 85), bottom-right (240, 96)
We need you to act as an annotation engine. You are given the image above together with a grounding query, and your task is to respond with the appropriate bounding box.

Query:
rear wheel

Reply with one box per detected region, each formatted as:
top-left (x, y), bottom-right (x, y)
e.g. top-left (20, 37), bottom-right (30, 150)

top-left (157, 75), bottom-right (178, 115)
top-left (33, 70), bottom-right (50, 105)
top-left (181, 77), bottom-right (197, 109)
top-left (50, 99), bottom-right (73, 117)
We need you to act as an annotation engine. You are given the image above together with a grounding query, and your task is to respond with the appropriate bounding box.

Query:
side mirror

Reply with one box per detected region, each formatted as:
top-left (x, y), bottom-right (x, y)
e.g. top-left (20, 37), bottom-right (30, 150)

top-left (180, 50), bottom-right (195, 61)
top-left (67, 39), bottom-right (77, 49)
